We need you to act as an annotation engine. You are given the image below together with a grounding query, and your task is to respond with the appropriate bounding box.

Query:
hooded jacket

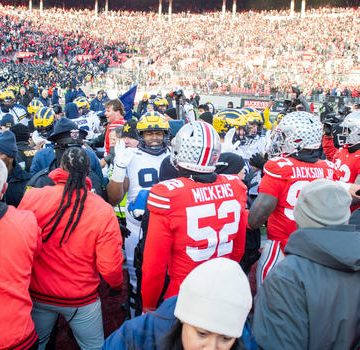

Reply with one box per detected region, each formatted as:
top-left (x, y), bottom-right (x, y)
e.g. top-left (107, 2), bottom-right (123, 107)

top-left (253, 225), bottom-right (360, 350)
top-left (102, 296), bottom-right (256, 350)
top-left (0, 203), bottom-right (41, 349)
top-left (18, 168), bottom-right (123, 307)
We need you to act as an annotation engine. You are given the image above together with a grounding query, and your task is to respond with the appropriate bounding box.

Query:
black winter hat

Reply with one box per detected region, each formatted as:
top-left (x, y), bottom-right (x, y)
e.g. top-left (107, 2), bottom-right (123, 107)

top-left (11, 123), bottom-right (30, 142)
top-left (0, 131), bottom-right (18, 158)
top-left (215, 152), bottom-right (245, 175)
top-left (121, 119), bottom-right (138, 140)
top-left (198, 112), bottom-right (213, 125)
top-left (47, 117), bottom-right (87, 142)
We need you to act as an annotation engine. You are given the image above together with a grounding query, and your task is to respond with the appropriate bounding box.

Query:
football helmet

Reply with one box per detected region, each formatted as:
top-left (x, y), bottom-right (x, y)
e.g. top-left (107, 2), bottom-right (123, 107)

top-left (27, 99), bottom-right (44, 115)
top-left (171, 121), bottom-right (221, 173)
top-left (34, 107), bottom-right (55, 138)
top-left (268, 111), bottom-right (322, 156)
top-left (73, 96), bottom-right (90, 113)
top-left (154, 97), bottom-right (169, 113)
top-left (212, 109), bottom-right (247, 136)
top-left (340, 111), bottom-right (360, 146)
top-left (0, 90), bottom-right (15, 108)
top-left (137, 111), bottom-right (170, 155)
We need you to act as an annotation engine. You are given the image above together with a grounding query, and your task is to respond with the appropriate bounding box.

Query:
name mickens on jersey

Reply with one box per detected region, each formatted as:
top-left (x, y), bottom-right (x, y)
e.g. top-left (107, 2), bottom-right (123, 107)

top-left (192, 183), bottom-right (234, 203)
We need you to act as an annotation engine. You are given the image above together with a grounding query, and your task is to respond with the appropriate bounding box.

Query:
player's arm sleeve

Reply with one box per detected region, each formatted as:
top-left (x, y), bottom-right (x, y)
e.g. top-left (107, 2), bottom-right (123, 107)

top-left (322, 135), bottom-right (337, 161)
top-left (230, 199), bottom-right (247, 262)
top-left (253, 267), bottom-right (308, 350)
top-left (263, 107), bottom-right (272, 130)
top-left (141, 196), bottom-right (172, 311)
top-left (96, 210), bottom-right (124, 289)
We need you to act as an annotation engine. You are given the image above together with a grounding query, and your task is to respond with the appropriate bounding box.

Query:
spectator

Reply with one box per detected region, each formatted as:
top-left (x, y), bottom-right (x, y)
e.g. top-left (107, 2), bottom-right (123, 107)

top-left (137, 93), bottom-right (149, 116)
top-left (104, 99), bottom-right (126, 155)
top-left (0, 130), bottom-right (31, 206)
top-left (90, 90), bottom-right (106, 113)
top-left (19, 147), bottom-right (124, 350)
top-left (0, 113), bottom-right (15, 131)
top-left (11, 123), bottom-right (35, 172)
top-left (17, 86), bottom-right (32, 107)
top-left (38, 89), bottom-right (50, 107)
top-left (253, 179), bottom-right (360, 350)
top-left (103, 258), bottom-right (254, 350)
top-left (0, 159), bottom-right (41, 350)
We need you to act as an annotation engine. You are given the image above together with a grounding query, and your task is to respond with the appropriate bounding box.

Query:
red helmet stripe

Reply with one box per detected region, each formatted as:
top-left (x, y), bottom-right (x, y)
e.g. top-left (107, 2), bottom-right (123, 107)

top-left (199, 122), bottom-right (213, 167)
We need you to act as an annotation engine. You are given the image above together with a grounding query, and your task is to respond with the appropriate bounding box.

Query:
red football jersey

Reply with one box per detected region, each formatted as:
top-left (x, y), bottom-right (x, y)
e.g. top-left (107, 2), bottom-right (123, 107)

top-left (259, 156), bottom-right (338, 250)
top-left (141, 174), bottom-right (248, 311)
top-left (333, 147), bottom-right (360, 183)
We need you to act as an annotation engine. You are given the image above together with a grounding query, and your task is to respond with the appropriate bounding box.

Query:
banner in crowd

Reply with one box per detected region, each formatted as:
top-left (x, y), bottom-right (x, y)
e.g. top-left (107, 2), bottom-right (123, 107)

top-left (15, 51), bottom-right (36, 59)
top-left (119, 84), bottom-right (138, 120)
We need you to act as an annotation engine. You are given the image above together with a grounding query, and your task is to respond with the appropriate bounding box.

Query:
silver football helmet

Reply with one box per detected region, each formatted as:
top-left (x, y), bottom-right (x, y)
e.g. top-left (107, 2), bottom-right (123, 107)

top-left (269, 111), bottom-right (322, 156)
top-left (340, 111), bottom-right (360, 146)
top-left (171, 121), bottom-right (221, 173)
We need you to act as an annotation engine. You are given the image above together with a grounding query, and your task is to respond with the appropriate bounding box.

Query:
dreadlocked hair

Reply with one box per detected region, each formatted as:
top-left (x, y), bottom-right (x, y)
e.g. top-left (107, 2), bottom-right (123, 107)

top-left (43, 147), bottom-right (90, 246)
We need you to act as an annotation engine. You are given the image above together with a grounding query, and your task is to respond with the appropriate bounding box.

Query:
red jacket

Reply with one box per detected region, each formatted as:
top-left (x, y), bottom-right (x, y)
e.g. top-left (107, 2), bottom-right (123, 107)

top-left (18, 168), bottom-right (124, 307)
top-left (0, 204), bottom-right (41, 350)
top-left (105, 119), bottom-right (125, 154)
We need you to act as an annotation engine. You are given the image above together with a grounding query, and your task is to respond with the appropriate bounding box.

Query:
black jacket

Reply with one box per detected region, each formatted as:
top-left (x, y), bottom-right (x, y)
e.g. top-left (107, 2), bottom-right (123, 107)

top-left (5, 163), bottom-right (31, 207)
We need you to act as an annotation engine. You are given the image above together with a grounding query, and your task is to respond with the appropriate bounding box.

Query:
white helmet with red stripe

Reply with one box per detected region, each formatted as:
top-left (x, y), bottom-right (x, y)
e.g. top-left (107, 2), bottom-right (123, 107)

top-left (171, 121), bottom-right (221, 173)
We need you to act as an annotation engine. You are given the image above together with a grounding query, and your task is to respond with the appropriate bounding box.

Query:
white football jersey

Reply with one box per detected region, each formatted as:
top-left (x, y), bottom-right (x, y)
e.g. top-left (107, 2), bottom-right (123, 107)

top-left (0, 104), bottom-right (29, 125)
top-left (72, 111), bottom-right (101, 139)
top-left (126, 148), bottom-right (170, 203)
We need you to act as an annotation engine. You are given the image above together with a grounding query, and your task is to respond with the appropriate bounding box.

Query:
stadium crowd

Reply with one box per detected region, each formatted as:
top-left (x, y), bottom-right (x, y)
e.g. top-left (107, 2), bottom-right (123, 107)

top-left (0, 3), bottom-right (359, 350)
top-left (0, 4), bottom-right (359, 97)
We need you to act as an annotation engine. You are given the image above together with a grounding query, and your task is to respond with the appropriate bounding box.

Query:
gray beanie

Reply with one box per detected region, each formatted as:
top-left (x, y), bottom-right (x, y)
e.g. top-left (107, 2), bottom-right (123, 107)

top-left (174, 258), bottom-right (252, 338)
top-left (294, 179), bottom-right (351, 228)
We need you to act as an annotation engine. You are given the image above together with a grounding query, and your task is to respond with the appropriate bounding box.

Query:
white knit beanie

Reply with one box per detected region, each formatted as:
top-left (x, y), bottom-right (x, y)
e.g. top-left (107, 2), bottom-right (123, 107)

top-left (294, 179), bottom-right (352, 228)
top-left (174, 258), bottom-right (252, 338)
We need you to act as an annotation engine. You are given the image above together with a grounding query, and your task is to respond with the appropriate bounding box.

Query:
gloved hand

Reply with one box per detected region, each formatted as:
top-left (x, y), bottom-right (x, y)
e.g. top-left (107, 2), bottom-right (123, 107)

top-left (222, 128), bottom-right (240, 153)
top-left (323, 122), bottom-right (333, 136)
top-left (128, 190), bottom-right (150, 221)
top-left (249, 153), bottom-right (268, 170)
top-left (111, 140), bottom-right (135, 182)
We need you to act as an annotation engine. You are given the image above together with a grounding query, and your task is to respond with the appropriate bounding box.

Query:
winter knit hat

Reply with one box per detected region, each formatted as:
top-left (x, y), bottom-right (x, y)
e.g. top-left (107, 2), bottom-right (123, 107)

top-left (11, 123), bottom-right (30, 142)
top-left (121, 119), bottom-right (138, 140)
top-left (174, 258), bottom-right (252, 338)
top-left (0, 113), bottom-right (15, 128)
top-left (294, 179), bottom-right (351, 228)
top-left (0, 131), bottom-right (18, 158)
top-left (198, 111), bottom-right (214, 125)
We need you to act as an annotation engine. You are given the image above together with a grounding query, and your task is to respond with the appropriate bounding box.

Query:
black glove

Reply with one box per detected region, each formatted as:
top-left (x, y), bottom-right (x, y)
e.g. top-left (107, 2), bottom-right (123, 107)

top-left (119, 223), bottom-right (131, 239)
top-left (323, 123), bottom-right (333, 136)
top-left (249, 153), bottom-right (268, 170)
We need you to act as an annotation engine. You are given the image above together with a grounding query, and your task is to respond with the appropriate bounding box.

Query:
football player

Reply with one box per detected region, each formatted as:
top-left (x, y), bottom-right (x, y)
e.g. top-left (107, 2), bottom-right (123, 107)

top-left (0, 89), bottom-right (28, 126)
top-left (107, 111), bottom-right (171, 315)
top-left (71, 96), bottom-right (101, 140)
top-left (248, 111), bottom-right (340, 286)
top-left (141, 121), bottom-right (248, 312)
top-left (322, 111), bottom-right (360, 185)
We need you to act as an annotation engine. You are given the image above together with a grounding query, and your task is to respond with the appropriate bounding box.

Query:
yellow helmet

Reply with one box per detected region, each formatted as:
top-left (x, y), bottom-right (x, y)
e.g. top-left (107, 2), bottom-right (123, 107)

top-left (241, 107), bottom-right (263, 124)
top-left (137, 111), bottom-right (170, 155)
top-left (73, 96), bottom-right (90, 110)
top-left (27, 99), bottom-right (44, 115)
top-left (34, 107), bottom-right (55, 129)
top-left (212, 109), bottom-right (247, 135)
top-left (0, 89), bottom-right (15, 101)
top-left (154, 97), bottom-right (169, 107)
top-left (137, 111), bottom-right (170, 133)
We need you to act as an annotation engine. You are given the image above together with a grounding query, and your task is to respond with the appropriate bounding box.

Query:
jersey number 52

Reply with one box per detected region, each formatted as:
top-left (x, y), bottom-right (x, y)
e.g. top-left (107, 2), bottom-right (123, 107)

top-left (186, 199), bottom-right (241, 262)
